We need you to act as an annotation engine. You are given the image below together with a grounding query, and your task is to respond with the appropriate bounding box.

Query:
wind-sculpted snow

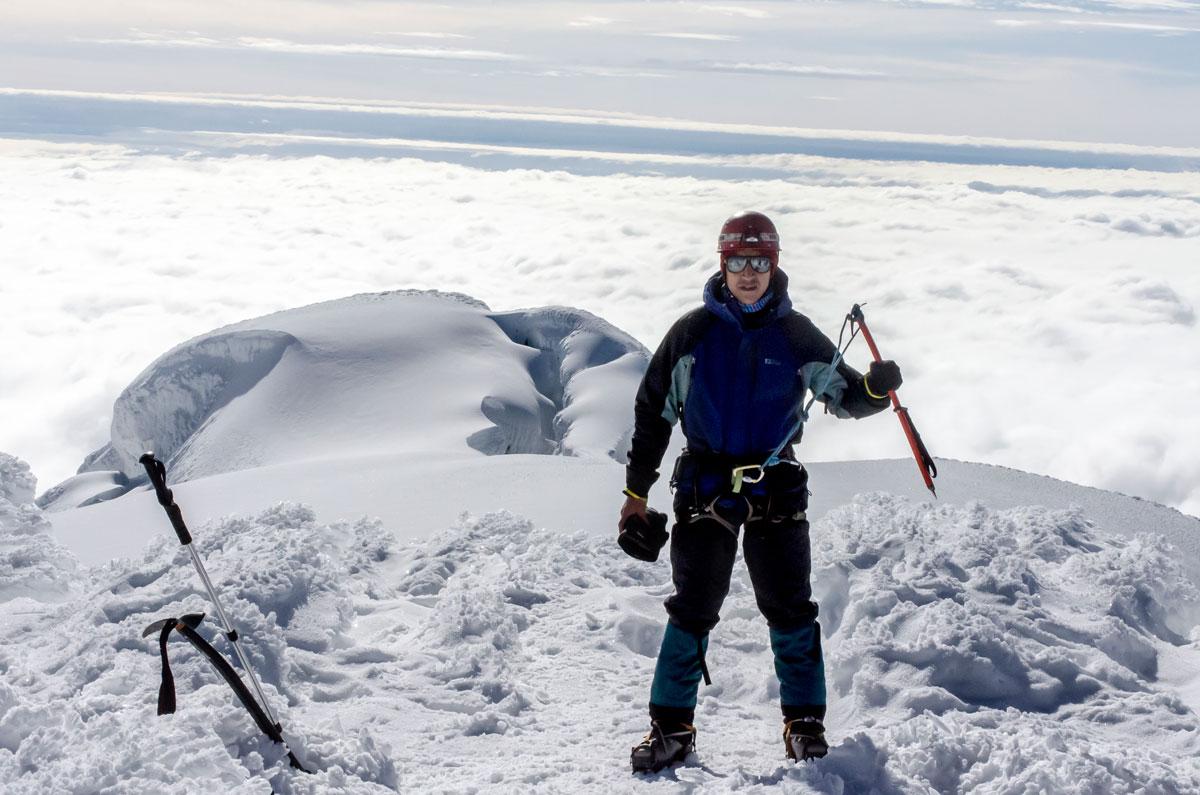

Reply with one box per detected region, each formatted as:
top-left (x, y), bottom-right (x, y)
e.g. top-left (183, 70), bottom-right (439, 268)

top-left (106, 330), bottom-right (299, 481)
top-left (35, 470), bottom-right (130, 513)
top-left (812, 497), bottom-right (1200, 792)
top-left (69, 291), bottom-right (646, 494)
top-left (0, 454), bottom-right (76, 602)
top-left (484, 307), bottom-right (649, 461)
top-left (6, 493), bottom-right (1199, 792)
top-left (0, 454), bottom-right (38, 507)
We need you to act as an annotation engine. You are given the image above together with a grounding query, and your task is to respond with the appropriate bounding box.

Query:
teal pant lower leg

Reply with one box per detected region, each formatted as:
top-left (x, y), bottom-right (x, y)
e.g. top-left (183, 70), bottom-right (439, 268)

top-left (649, 622), bottom-right (708, 723)
top-left (770, 622), bottom-right (826, 720)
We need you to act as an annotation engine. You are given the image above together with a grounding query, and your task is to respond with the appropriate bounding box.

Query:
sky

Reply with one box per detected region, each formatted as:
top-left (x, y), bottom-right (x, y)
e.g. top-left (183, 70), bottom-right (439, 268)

top-left (0, 1), bottom-right (1197, 514)
top-left (2, 0), bottom-right (1199, 146)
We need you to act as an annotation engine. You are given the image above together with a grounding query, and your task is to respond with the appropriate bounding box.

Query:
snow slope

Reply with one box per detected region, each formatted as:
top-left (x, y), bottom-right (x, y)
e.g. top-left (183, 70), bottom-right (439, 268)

top-left (6, 291), bottom-right (1200, 792)
top-left (43, 289), bottom-right (1200, 570)
top-left (43, 452), bottom-right (1200, 581)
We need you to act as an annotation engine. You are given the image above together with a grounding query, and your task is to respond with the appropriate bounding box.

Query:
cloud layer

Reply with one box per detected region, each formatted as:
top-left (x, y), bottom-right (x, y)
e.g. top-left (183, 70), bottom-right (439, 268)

top-left (2, 138), bottom-right (1198, 516)
top-left (79, 31), bottom-right (525, 62)
top-left (3, 88), bottom-right (1196, 173)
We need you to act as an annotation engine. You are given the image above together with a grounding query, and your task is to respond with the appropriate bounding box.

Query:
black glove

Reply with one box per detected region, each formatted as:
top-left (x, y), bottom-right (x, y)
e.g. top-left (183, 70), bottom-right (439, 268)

top-left (618, 509), bottom-right (669, 562)
top-left (866, 360), bottom-right (902, 397)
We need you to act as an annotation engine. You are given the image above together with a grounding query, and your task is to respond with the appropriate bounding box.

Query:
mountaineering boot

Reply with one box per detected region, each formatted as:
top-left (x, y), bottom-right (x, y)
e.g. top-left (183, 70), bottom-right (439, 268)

top-left (784, 717), bottom-right (829, 761)
top-left (630, 721), bottom-right (696, 773)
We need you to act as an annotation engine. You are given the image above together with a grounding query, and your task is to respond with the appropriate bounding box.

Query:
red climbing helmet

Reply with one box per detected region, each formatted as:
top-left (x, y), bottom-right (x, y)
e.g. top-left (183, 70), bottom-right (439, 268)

top-left (717, 211), bottom-right (780, 256)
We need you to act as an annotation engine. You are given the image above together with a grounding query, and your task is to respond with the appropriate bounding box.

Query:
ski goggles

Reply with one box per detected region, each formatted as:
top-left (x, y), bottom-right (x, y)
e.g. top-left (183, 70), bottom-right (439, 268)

top-left (724, 255), bottom-right (774, 274)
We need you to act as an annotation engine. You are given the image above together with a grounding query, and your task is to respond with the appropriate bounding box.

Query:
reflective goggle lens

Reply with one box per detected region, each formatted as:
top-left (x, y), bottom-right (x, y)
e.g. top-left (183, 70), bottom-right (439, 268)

top-left (725, 256), bottom-right (773, 274)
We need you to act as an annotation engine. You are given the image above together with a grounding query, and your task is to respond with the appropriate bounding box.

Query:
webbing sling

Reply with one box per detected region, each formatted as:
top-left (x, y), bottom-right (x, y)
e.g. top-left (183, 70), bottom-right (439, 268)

top-left (143, 614), bottom-right (310, 772)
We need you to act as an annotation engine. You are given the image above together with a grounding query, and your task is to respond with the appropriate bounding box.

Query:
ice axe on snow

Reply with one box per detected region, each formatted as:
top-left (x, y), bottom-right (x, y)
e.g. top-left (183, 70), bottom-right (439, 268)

top-left (138, 452), bottom-right (311, 773)
top-left (848, 305), bottom-right (938, 497)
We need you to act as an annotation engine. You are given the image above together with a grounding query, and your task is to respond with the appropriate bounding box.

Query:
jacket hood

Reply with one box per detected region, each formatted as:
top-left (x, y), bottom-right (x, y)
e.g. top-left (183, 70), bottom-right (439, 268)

top-left (703, 269), bottom-right (793, 326)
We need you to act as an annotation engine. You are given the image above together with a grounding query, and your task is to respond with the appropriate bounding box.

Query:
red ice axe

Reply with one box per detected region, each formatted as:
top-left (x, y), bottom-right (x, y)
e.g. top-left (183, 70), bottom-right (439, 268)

top-left (849, 304), bottom-right (938, 498)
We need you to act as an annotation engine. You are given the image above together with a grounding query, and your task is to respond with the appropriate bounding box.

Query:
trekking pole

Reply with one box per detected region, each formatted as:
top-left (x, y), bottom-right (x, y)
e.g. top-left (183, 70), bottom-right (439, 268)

top-left (848, 305), bottom-right (938, 497)
top-left (139, 452), bottom-right (309, 771)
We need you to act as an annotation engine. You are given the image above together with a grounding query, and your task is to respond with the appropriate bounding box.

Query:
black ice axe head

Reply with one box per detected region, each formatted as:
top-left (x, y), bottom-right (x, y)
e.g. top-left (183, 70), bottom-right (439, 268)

top-left (139, 451), bottom-right (170, 503)
top-left (142, 613), bottom-right (205, 638)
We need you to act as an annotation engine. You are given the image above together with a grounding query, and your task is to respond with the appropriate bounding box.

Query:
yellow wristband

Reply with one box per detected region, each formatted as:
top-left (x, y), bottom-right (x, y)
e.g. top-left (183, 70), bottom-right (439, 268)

top-left (622, 488), bottom-right (647, 501)
top-left (864, 375), bottom-right (888, 400)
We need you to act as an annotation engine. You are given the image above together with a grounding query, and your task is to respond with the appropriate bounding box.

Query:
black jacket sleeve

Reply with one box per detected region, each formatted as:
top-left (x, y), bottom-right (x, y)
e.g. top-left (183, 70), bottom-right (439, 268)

top-left (833, 361), bottom-right (891, 418)
top-left (788, 313), bottom-right (890, 420)
top-left (626, 309), bottom-right (710, 497)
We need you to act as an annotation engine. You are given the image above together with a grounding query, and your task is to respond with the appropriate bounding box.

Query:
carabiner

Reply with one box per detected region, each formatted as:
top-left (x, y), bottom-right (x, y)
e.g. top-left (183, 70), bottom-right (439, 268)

top-left (731, 464), bottom-right (766, 494)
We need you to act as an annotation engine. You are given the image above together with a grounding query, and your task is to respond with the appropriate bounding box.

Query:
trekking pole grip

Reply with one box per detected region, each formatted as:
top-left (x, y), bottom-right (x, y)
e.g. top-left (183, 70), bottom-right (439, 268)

top-left (139, 452), bottom-right (193, 546)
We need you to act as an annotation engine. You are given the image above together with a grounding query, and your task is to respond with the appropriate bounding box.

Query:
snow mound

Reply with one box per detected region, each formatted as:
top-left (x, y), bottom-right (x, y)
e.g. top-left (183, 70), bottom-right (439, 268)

top-left (819, 497), bottom-right (1200, 711)
top-left (8, 494), bottom-right (1200, 792)
top-left (815, 494), bottom-right (1200, 793)
top-left (0, 453), bottom-right (76, 602)
top-left (71, 291), bottom-right (647, 489)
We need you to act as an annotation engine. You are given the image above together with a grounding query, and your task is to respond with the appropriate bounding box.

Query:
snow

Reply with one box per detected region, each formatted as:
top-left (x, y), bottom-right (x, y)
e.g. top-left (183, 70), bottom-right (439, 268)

top-left (3, 288), bottom-right (1199, 791)
top-left (0, 497), bottom-right (399, 794)
top-left (5, 1), bottom-right (1198, 786)
top-left (5, 470), bottom-right (1200, 791)
top-left (34, 470), bottom-right (129, 513)
top-left (0, 454), bottom-right (76, 603)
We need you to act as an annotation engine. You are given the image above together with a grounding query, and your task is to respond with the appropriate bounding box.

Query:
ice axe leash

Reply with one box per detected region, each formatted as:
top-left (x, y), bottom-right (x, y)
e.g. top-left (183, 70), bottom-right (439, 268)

top-left (731, 312), bottom-right (861, 493)
top-left (139, 452), bottom-right (311, 773)
top-left (141, 613), bottom-right (310, 772)
top-left (848, 305), bottom-right (938, 497)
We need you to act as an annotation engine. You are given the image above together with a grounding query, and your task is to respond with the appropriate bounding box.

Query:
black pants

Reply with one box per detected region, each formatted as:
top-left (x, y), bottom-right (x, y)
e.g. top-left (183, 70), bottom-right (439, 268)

top-left (665, 515), bottom-right (817, 636)
top-left (649, 510), bottom-right (826, 725)
top-left (649, 455), bottom-right (825, 723)
top-left (664, 454), bottom-right (816, 634)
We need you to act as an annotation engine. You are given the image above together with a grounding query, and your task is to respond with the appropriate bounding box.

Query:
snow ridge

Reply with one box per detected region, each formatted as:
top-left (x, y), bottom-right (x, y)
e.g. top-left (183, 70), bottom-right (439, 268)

top-left (60, 291), bottom-right (647, 506)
